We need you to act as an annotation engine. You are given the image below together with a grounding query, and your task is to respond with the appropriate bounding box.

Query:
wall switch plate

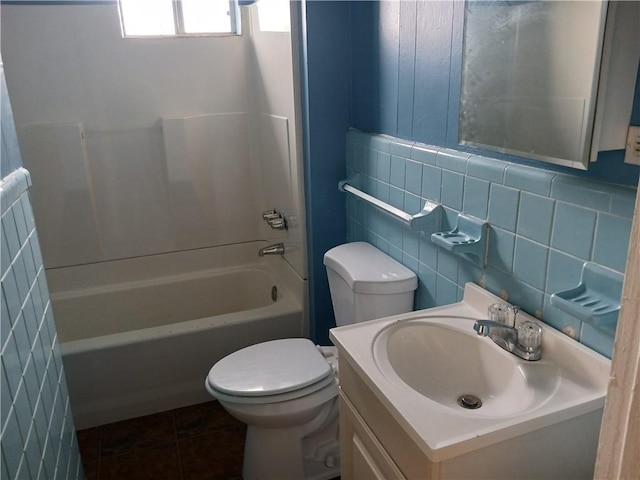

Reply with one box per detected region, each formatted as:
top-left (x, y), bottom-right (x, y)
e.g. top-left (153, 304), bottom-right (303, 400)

top-left (624, 126), bottom-right (640, 165)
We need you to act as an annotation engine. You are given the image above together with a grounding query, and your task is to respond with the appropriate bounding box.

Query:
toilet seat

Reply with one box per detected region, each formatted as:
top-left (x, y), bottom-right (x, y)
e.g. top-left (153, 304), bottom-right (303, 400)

top-left (206, 338), bottom-right (335, 404)
top-left (207, 373), bottom-right (336, 404)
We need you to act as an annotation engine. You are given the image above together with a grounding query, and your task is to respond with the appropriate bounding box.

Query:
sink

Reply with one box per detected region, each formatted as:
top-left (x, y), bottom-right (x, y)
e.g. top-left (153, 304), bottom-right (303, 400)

top-left (330, 283), bottom-right (611, 462)
top-left (376, 318), bottom-right (560, 416)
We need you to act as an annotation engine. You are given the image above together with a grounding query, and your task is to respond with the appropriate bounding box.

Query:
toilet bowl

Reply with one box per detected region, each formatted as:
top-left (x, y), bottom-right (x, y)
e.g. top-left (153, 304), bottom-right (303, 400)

top-left (206, 338), bottom-right (340, 480)
top-left (205, 242), bottom-right (417, 480)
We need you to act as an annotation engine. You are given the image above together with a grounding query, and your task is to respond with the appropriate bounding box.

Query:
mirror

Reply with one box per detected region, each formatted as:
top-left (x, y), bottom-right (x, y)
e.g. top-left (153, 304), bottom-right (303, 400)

top-left (459, 1), bottom-right (608, 170)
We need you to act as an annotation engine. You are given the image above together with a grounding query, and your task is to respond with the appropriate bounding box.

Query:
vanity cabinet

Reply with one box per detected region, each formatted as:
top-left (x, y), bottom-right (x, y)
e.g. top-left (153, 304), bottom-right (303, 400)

top-left (338, 358), bottom-right (440, 479)
top-left (339, 395), bottom-right (405, 480)
top-left (337, 353), bottom-right (603, 480)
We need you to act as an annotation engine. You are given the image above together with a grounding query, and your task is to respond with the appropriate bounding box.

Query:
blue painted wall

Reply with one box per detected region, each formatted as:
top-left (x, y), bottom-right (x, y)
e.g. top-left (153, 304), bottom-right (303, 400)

top-left (349, 0), bottom-right (640, 186)
top-left (300, 1), bottom-right (351, 344)
top-left (302, 1), bottom-right (640, 350)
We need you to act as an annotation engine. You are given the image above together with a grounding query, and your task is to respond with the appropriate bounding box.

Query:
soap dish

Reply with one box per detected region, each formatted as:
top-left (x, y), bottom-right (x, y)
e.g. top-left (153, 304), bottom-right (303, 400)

top-left (550, 262), bottom-right (623, 328)
top-left (431, 214), bottom-right (487, 267)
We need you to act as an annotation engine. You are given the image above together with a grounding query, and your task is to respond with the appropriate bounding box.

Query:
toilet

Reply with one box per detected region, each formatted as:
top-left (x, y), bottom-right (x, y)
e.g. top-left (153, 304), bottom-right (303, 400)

top-left (205, 242), bottom-right (417, 480)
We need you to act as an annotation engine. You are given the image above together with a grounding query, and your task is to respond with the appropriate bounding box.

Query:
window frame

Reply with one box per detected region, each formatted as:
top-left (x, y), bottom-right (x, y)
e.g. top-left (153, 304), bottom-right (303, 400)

top-left (117, 0), bottom-right (242, 39)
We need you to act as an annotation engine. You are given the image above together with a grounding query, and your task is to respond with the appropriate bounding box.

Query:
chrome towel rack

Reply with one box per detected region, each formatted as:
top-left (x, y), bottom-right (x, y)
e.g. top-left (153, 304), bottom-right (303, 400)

top-left (338, 177), bottom-right (441, 232)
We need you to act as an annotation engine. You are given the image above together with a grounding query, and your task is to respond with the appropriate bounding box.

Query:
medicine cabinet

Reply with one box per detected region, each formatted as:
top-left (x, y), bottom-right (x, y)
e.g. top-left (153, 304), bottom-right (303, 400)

top-left (459, 1), bottom-right (639, 170)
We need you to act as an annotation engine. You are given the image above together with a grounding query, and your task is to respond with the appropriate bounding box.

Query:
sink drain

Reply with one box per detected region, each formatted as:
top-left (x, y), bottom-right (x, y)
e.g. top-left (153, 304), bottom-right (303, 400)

top-left (457, 394), bottom-right (482, 409)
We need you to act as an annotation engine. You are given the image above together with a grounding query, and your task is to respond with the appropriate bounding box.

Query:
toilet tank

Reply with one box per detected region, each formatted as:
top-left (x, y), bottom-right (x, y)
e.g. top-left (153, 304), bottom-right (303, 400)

top-left (323, 242), bottom-right (417, 327)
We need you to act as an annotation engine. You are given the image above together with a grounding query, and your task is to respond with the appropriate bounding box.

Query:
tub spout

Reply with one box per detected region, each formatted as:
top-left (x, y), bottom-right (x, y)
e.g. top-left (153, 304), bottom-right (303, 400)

top-left (258, 243), bottom-right (285, 257)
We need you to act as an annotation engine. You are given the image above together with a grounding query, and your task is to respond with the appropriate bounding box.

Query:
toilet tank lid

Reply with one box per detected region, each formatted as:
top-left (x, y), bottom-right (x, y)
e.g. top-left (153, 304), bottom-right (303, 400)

top-left (323, 242), bottom-right (417, 294)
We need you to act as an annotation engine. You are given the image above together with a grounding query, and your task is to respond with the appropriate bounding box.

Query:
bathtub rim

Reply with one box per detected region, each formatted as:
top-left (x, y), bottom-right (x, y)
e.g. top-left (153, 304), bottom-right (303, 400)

top-left (59, 289), bottom-right (302, 357)
top-left (46, 240), bottom-right (303, 295)
top-left (49, 240), bottom-right (307, 342)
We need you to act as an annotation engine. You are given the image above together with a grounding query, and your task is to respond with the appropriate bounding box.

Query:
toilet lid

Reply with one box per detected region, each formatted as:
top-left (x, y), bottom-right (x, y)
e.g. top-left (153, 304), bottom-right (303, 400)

top-left (207, 338), bottom-right (332, 397)
top-left (206, 373), bottom-right (337, 405)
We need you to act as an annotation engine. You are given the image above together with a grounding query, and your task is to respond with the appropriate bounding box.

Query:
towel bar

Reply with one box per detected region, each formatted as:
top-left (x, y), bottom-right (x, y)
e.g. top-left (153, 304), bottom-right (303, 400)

top-left (339, 177), bottom-right (440, 232)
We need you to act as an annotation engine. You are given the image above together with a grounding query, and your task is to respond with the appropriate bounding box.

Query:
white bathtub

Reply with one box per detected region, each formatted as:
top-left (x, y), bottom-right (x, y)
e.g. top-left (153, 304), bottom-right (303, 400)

top-left (47, 242), bottom-right (306, 429)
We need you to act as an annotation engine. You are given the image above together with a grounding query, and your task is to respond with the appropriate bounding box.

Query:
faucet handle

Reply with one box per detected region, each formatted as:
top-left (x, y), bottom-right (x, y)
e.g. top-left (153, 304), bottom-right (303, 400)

top-left (488, 303), bottom-right (512, 326)
top-left (517, 320), bottom-right (542, 352)
top-left (268, 218), bottom-right (288, 230)
top-left (263, 212), bottom-right (280, 221)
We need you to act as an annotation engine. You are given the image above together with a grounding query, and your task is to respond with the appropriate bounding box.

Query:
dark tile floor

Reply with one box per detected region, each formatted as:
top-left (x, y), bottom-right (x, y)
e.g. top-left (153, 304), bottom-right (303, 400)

top-left (76, 401), bottom-right (246, 480)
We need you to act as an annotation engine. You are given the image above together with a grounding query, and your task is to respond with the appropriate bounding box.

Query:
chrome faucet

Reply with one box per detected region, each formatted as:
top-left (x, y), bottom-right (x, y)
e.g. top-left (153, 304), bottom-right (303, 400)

top-left (473, 318), bottom-right (542, 361)
top-left (258, 243), bottom-right (285, 257)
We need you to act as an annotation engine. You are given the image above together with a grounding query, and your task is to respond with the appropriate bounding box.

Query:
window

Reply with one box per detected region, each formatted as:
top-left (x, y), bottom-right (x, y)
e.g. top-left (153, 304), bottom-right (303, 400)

top-left (118, 0), bottom-right (241, 37)
top-left (256, 0), bottom-right (290, 33)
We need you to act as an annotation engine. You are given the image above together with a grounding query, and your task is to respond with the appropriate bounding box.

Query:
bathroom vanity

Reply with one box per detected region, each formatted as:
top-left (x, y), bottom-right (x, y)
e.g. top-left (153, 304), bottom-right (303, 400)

top-left (330, 284), bottom-right (611, 479)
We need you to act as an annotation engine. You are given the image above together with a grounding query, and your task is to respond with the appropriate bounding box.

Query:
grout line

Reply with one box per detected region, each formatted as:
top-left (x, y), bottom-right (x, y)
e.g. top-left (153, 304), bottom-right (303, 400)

top-left (171, 409), bottom-right (186, 480)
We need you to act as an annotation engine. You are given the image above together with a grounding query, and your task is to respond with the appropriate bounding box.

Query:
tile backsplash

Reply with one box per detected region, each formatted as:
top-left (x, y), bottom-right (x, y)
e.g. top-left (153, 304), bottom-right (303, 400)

top-left (345, 130), bottom-right (636, 358)
top-left (1, 168), bottom-right (83, 479)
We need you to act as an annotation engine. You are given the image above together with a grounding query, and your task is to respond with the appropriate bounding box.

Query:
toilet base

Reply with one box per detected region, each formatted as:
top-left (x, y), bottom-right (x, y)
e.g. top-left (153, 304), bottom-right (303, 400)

top-left (242, 398), bottom-right (340, 480)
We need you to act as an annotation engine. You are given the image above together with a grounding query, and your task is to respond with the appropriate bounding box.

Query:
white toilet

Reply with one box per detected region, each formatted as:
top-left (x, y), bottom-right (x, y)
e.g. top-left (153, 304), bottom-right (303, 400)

top-left (205, 242), bottom-right (417, 480)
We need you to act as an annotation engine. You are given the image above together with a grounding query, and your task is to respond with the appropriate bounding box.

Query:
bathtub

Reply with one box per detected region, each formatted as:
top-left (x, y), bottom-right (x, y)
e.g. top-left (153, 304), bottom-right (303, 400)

top-left (47, 242), bottom-right (306, 429)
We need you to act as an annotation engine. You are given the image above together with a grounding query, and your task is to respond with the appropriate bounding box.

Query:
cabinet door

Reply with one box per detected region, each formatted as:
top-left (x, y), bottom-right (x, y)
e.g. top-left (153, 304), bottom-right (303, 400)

top-left (340, 392), bottom-right (406, 480)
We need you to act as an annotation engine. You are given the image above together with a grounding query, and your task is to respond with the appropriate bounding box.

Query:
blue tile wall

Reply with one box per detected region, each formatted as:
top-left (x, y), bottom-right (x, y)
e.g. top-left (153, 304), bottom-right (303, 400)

top-left (1, 65), bottom-right (23, 179)
top-left (302, 1), bottom-right (639, 344)
top-left (345, 130), bottom-right (636, 358)
top-left (1, 169), bottom-right (84, 479)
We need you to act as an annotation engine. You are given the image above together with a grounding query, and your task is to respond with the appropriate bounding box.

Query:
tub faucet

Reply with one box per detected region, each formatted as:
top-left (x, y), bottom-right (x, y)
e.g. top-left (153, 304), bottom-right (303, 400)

top-left (473, 319), bottom-right (542, 361)
top-left (258, 243), bottom-right (285, 257)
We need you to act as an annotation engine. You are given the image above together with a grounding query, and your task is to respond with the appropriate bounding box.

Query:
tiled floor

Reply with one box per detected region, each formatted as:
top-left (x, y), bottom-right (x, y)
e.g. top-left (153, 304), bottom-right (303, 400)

top-left (76, 401), bottom-right (246, 480)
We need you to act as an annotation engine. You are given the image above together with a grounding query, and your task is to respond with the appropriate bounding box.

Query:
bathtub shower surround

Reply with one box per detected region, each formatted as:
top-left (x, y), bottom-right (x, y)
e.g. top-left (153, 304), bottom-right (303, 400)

top-left (2, 2), bottom-right (306, 277)
top-left (345, 129), bottom-right (636, 358)
top-left (47, 241), bottom-right (304, 429)
top-left (1, 168), bottom-right (83, 479)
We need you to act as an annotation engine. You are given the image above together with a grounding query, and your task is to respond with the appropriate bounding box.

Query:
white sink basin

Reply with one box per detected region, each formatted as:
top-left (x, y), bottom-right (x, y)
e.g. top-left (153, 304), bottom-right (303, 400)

top-left (377, 318), bottom-right (560, 417)
top-left (330, 283), bottom-right (611, 462)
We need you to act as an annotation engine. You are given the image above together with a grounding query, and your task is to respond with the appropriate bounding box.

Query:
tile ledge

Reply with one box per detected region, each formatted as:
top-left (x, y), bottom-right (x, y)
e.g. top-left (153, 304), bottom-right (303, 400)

top-left (1, 168), bottom-right (31, 215)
